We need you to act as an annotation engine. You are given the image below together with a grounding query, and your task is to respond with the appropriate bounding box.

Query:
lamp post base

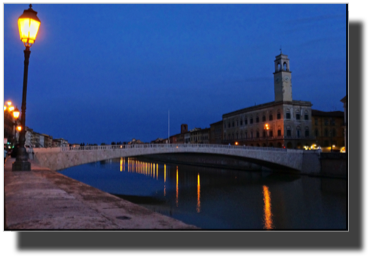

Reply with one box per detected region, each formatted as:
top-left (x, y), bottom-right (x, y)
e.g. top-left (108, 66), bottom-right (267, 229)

top-left (12, 160), bottom-right (31, 171)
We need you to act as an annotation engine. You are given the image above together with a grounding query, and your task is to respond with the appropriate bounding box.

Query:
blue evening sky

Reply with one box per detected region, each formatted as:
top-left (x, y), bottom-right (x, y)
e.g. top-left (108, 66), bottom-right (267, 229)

top-left (3, 4), bottom-right (347, 144)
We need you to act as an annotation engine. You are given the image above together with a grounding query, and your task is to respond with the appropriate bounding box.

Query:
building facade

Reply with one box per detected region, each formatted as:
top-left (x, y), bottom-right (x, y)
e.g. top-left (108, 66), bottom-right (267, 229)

top-left (42, 134), bottom-right (53, 147)
top-left (25, 127), bottom-right (34, 147)
top-left (191, 128), bottom-right (210, 144)
top-left (210, 120), bottom-right (223, 144)
top-left (341, 96), bottom-right (347, 149)
top-left (311, 110), bottom-right (345, 152)
top-left (52, 138), bottom-right (69, 147)
top-left (222, 53), bottom-right (314, 148)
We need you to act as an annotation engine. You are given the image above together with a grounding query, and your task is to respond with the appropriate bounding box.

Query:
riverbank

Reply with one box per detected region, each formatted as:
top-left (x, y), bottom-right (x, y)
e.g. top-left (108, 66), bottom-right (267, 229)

top-left (4, 158), bottom-right (198, 230)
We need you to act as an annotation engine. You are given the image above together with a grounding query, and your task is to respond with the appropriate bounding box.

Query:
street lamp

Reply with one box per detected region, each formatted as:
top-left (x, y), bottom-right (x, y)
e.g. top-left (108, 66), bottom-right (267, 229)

top-left (12, 107), bottom-right (20, 119)
top-left (264, 123), bottom-right (270, 147)
top-left (12, 4), bottom-right (41, 171)
top-left (12, 107), bottom-right (21, 146)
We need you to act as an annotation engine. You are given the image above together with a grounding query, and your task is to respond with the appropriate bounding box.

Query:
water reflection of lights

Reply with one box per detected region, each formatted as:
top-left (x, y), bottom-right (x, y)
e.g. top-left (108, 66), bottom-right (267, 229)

top-left (176, 166), bottom-right (179, 207)
top-left (126, 158), bottom-right (162, 179)
top-left (164, 164), bottom-right (166, 196)
top-left (262, 185), bottom-right (274, 229)
top-left (197, 173), bottom-right (201, 213)
top-left (120, 157), bottom-right (125, 172)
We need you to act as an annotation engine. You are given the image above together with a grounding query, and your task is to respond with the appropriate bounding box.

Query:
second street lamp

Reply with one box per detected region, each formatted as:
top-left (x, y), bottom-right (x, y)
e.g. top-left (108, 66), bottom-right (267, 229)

top-left (12, 4), bottom-right (41, 171)
top-left (12, 107), bottom-right (20, 146)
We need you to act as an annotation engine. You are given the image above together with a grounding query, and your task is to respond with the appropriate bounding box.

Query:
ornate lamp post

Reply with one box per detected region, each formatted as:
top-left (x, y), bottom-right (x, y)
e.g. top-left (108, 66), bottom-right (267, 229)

top-left (12, 4), bottom-right (41, 171)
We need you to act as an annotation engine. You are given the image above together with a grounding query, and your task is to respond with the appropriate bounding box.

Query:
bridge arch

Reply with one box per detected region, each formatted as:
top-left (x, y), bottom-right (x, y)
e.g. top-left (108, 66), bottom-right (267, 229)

top-left (29, 144), bottom-right (319, 174)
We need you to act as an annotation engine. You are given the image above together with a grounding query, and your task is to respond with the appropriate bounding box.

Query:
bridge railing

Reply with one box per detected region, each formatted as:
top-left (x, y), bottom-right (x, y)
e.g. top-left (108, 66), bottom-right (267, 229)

top-left (58, 143), bottom-right (311, 153)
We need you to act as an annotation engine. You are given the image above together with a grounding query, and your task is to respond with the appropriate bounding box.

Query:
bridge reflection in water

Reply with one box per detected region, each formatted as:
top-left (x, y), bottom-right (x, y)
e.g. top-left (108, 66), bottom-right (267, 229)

top-left (59, 156), bottom-right (346, 229)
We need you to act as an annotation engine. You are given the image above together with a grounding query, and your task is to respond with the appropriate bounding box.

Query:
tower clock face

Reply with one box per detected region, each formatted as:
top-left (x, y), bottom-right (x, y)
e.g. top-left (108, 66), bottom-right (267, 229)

top-left (284, 76), bottom-right (289, 83)
top-left (275, 77), bottom-right (280, 84)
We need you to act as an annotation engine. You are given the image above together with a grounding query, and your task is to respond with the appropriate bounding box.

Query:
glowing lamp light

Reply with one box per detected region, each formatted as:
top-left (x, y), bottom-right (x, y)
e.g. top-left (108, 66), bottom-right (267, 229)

top-left (18, 4), bottom-right (41, 47)
top-left (17, 126), bottom-right (22, 132)
top-left (4, 106), bottom-right (7, 111)
top-left (265, 124), bottom-right (269, 130)
top-left (235, 142), bottom-right (238, 145)
top-left (8, 105), bottom-right (15, 112)
top-left (13, 108), bottom-right (20, 119)
top-left (6, 101), bottom-right (12, 106)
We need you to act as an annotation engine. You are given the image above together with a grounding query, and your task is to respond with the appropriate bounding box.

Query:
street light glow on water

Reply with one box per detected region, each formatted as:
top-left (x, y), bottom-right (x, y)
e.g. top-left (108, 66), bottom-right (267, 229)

top-left (59, 157), bottom-right (347, 230)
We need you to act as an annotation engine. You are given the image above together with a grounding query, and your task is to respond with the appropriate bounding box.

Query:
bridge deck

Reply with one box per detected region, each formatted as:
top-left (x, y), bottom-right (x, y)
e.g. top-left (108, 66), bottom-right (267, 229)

top-left (30, 144), bottom-right (320, 173)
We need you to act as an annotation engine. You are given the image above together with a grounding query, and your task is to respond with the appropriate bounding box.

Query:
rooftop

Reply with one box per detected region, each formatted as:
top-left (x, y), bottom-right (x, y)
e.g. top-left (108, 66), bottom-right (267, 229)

top-left (223, 100), bottom-right (312, 118)
top-left (311, 110), bottom-right (344, 117)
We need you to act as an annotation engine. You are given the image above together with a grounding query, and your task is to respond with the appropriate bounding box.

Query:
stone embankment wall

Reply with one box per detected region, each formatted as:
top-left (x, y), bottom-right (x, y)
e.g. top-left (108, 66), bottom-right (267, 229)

top-left (319, 153), bottom-right (347, 178)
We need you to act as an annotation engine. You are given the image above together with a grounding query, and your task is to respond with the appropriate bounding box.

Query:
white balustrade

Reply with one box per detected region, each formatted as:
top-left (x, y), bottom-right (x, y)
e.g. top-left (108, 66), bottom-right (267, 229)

top-left (59, 143), bottom-right (292, 153)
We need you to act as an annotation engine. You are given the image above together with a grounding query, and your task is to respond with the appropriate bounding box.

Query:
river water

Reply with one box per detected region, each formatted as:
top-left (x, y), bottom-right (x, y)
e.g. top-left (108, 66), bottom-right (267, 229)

top-left (58, 157), bottom-right (347, 230)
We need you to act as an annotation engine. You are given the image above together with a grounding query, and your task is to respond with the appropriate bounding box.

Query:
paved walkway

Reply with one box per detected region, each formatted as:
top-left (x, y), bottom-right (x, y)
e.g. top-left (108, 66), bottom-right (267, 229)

top-left (4, 158), bottom-right (197, 229)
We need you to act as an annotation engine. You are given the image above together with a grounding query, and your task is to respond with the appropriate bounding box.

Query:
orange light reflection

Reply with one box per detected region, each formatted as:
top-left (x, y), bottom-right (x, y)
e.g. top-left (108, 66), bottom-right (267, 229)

top-left (176, 166), bottom-right (179, 207)
top-left (263, 185), bottom-right (274, 229)
top-left (197, 173), bottom-right (201, 213)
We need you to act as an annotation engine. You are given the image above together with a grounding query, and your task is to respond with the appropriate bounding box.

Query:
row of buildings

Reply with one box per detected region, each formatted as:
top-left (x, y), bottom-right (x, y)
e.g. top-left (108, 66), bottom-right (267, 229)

top-left (159, 53), bottom-right (346, 152)
top-left (24, 127), bottom-right (69, 148)
top-left (4, 102), bottom-right (69, 148)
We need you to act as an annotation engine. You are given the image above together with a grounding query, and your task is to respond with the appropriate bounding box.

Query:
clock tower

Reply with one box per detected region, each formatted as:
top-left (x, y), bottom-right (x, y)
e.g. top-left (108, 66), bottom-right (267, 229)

top-left (273, 53), bottom-right (293, 102)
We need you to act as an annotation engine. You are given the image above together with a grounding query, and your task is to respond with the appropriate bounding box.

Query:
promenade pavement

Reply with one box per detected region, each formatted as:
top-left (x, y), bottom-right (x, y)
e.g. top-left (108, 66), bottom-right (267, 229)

top-left (4, 157), bottom-right (197, 230)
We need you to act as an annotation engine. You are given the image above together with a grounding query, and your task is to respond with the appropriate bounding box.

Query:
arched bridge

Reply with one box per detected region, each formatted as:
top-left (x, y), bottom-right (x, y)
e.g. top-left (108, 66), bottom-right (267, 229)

top-left (29, 144), bottom-right (321, 174)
